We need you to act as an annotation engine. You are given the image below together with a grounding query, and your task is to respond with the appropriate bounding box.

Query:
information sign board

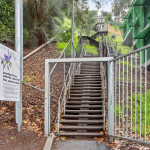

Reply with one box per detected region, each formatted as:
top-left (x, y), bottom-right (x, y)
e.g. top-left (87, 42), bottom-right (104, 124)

top-left (0, 44), bottom-right (20, 101)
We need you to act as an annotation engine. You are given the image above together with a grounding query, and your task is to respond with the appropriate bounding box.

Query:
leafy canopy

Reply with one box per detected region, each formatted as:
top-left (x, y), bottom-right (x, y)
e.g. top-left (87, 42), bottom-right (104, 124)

top-left (0, 0), bottom-right (15, 42)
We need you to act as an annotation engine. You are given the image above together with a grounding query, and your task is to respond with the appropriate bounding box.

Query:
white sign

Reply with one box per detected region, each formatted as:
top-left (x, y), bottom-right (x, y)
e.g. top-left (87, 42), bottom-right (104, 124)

top-left (0, 44), bottom-right (20, 101)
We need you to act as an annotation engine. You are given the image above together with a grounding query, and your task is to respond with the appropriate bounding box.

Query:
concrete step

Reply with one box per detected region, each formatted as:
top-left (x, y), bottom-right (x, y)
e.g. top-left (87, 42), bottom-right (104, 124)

top-left (82, 62), bottom-right (100, 65)
top-left (69, 94), bottom-right (101, 97)
top-left (80, 72), bottom-right (100, 74)
top-left (66, 101), bottom-right (102, 104)
top-left (81, 69), bottom-right (100, 72)
top-left (74, 79), bottom-right (101, 81)
top-left (61, 115), bottom-right (103, 119)
top-left (82, 66), bottom-right (100, 69)
top-left (75, 74), bottom-right (101, 77)
top-left (60, 126), bottom-right (103, 130)
top-left (70, 90), bottom-right (102, 93)
top-left (66, 105), bottom-right (102, 108)
top-left (59, 133), bottom-right (103, 137)
top-left (74, 76), bottom-right (101, 79)
top-left (74, 81), bottom-right (101, 84)
top-left (71, 84), bottom-right (101, 87)
top-left (68, 97), bottom-right (102, 100)
top-left (70, 87), bottom-right (102, 90)
top-left (60, 119), bottom-right (103, 124)
top-left (65, 110), bottom-right (102, 114)
top-left (81, 68), bottom-right (100, 70)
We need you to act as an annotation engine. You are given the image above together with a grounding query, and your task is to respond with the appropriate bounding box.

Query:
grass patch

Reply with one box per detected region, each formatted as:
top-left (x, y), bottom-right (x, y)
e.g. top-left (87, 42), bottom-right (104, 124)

top-left (116, 89), bottom-right (150, 136)
top-left (108, 24), bottom-right (133, 54)
top-left (86, 45), bottom-right (98, 54)
top-left (112, 25), bottom-right (120, 31)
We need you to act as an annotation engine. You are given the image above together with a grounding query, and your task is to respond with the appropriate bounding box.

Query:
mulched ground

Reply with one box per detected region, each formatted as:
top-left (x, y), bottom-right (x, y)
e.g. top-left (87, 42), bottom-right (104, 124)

top-left (0, 42), bottom-right (65, 150)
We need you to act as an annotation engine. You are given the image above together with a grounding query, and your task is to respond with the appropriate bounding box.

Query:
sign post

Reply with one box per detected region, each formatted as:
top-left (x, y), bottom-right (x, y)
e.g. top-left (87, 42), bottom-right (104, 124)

top-left (0, 0), bottom-right (23, 133)
top-left (15, 0), bottom-right (23, 132)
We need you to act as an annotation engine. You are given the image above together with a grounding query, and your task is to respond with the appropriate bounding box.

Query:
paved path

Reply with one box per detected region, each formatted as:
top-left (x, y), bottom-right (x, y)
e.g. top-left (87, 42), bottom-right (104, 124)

top-left (52, 140), bottom-right (111, 150)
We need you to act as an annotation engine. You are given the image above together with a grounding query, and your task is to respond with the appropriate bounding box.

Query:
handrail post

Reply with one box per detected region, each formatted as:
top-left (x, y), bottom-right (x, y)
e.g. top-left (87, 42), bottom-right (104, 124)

top-left (73, 63), bottom-right (75, 85)
top-left (107, 61), bottom-right (114, 141)
top-left (71, 0), bottom-right (74, 58)
top-left (84, 47), bottom-right (86, 56)
top-left (69, 70), bottom-right (71, 98)
top-left (64, 51), bottom-right (65, 81)
top-left (64, 81), bottom-right (66, 115)
top-left (115, 43), bottom-right (117, 57)
top-left (58, 98), bottom-right (60, 136)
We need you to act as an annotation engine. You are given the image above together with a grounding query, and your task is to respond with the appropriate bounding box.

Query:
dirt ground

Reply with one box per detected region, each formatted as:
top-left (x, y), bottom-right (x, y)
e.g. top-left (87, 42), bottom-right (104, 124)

top-left (108, 24), bottom-right (122, 36)
top-left (0, 42), bottom-right (63, 150)
top-left (0, 125), bottom-right (46, 150)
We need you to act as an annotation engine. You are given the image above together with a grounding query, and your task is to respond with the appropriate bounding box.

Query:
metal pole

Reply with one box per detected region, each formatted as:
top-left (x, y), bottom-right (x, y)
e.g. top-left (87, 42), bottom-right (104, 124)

top-left (140, 51), bottom-right (142, 140)
top-left (107, 61), bottom-right (114, 141)
top-left (45, 60), bottom-right (50, 136)
top-left (15, 0), bottom-right (23, 132)
top-left (20, 0), bottom-right (23, 127)
top-left (71, 0), bottom-right (74, 58)
top-left (145, 49), bottom-right (147, 141)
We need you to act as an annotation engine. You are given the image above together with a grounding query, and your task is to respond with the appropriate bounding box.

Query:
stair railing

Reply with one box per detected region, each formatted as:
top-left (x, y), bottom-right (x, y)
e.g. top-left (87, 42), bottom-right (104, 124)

top-left (104, 37), bottom-right (111, 58)
top-left (57, 37), bottom-right (86, 136)
top-left (106, 36), bottom-right (117, 56)
top-left (99, 41), bottom-right (107, 135)
top-left (108, 44), bottom-right (150, 144)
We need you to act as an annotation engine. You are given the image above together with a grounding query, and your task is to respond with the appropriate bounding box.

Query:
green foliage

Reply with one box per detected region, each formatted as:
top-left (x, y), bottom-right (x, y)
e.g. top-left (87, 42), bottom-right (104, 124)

top-left (23, 29), bottom-right (29, 46)
top-left (56, 32), bottom-right (79, 55)
top-left (10, 137), bottom-right (15, 140)
top-left (102, 11), bottom-right (113, 23)
top-left (112, 0), bottom-right (130, 16)
top-left (0, 0), bottom-right (108, 47)
top-left (0, 0), bottom-right (15, 42)
top-left (75, 1), bottom-right (97, 36)
top-left (82, 10), bottom-right (97, 36)
top-left (112, 25), bottom-right (120, 31)
top-left (108, 33), bottom-right (132, 54)
top-left (120, 61), bottom-right (135, 69)
top-left (23, 0), bottom-right (65, 47)
top-left (57, 17), bottom-right (71, 42)
top-left (24, 75), bottom-right (35, 83)
top-left (86, 45), bottom-right (98, 54)
top-left (111, 34), bottom-right (117, 40)
top-left (59, 30), bottom-right (71, 42)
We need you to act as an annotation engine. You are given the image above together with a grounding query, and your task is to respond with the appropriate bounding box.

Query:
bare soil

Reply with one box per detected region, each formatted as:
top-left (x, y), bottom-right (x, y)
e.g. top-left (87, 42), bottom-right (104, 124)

top-left (108, 24), bottom-right (122, 36)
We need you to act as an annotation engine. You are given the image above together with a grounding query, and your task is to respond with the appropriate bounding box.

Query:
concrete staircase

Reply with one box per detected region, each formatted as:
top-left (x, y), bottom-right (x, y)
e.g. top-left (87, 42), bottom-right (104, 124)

top-left (107, 43), bottom-right (116, 57)
top-left (82, 36), bottom-right (99, 48)
top-left (59, 59), bottom-right (104, 138)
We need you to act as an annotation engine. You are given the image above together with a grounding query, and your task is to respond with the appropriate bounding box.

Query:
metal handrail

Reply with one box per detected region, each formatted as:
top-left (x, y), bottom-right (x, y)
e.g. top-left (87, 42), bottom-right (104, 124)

top-left (50, 39), bottom-right (71, 75)
top-left (99, 40), bottom-right (107, 135)
top-left (109, 44), bottom-right (150, 62)
top-left (105, 38), bottom-right (110, 58)
top-left (23, 36), bottom-right (57, 60)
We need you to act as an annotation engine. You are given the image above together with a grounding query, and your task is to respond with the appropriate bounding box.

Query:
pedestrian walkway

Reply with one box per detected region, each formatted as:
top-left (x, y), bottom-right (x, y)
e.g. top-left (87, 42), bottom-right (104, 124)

top-left (52, 140), bottom-right (111, 150)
